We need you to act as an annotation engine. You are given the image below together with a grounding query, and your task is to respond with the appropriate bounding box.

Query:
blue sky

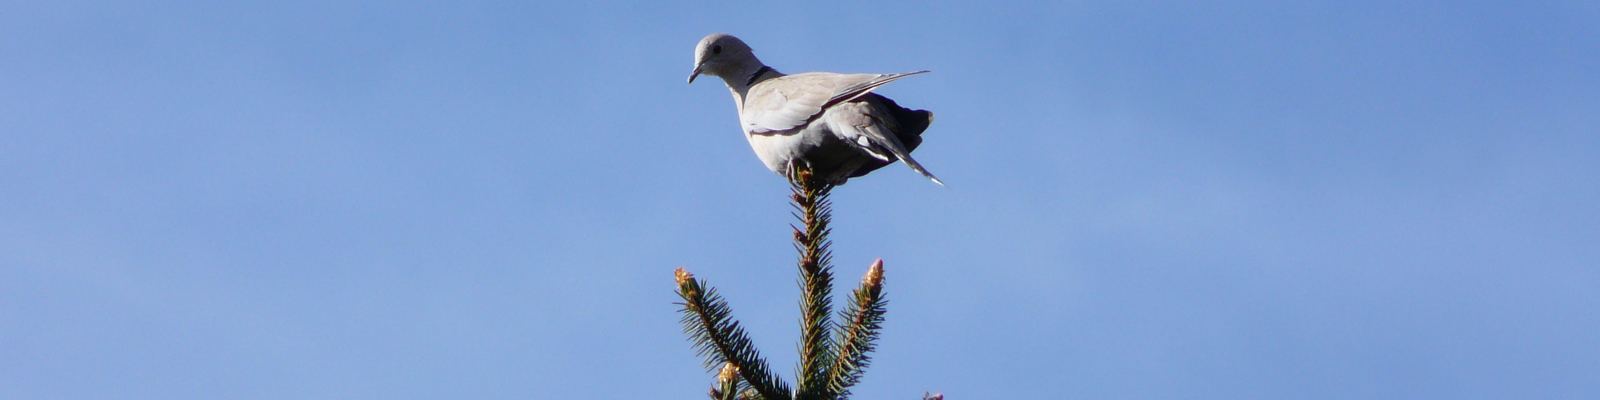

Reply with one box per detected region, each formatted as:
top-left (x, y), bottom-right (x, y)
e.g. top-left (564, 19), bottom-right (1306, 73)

top-left (3, 1), bottom-right (1597, 399)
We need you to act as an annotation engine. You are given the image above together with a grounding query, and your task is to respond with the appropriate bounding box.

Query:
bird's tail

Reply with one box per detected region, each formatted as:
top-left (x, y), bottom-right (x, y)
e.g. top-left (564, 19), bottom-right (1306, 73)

top-left (882, 133), bottom-right (945, 186)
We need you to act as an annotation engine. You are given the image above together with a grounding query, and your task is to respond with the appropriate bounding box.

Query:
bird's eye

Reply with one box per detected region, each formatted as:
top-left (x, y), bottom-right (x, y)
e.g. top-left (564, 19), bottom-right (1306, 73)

top-left (711, 45), bottom-right (722, 55)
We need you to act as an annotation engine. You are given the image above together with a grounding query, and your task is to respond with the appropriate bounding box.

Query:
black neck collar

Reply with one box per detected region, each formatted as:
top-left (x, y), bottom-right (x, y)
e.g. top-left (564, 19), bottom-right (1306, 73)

top-left (745, 66), bottom-right (774, 86)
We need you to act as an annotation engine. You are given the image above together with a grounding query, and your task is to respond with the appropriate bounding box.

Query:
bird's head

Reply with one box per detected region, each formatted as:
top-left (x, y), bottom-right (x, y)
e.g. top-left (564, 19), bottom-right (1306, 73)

top-left (689, 33), bottom-right (758, 84)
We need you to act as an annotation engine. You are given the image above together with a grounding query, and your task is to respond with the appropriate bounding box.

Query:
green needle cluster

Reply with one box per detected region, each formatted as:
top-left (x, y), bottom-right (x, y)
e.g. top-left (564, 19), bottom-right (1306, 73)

top-left (675, 166), bottom-right (896, 400)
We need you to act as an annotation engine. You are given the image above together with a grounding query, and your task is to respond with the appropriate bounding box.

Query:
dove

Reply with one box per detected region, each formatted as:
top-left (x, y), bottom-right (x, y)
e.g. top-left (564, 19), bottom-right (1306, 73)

top-left (688, 33), bottom-right (942, 186)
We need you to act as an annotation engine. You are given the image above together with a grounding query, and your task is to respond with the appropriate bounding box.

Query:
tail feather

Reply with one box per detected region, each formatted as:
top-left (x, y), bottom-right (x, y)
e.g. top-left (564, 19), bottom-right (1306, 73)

top-left (846, 94), bottom-right (941, 185)
top-left (888, 144), bottom-right (944, 186)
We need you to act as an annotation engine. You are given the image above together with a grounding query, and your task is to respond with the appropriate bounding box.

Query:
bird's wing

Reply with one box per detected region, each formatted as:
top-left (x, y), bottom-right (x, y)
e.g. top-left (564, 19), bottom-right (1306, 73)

top-left (826, 71), bottom-right (928, 105)
top-left (742, 71), bottom-right (928, 134)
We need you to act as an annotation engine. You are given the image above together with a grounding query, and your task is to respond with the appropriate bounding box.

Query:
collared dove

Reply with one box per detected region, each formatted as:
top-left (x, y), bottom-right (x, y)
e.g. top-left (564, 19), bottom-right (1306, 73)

top-left (688, 33), bottom-right (943, 186)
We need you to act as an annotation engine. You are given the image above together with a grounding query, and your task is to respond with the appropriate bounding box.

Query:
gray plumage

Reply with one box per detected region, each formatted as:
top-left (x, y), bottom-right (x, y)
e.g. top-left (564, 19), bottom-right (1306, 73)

top-left (688, 33), bottom-right (942, 185)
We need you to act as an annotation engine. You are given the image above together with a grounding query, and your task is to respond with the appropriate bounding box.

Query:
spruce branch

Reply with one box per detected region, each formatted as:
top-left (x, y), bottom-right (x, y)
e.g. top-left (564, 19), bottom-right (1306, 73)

top-left (789, 167), bottom-right (838, 400)
top-left (676, 268), bottom-right (793, 400)
top-left (828, 260), bottom-right (889, 399)
top-left (675, 163), bottom-right (931, 399)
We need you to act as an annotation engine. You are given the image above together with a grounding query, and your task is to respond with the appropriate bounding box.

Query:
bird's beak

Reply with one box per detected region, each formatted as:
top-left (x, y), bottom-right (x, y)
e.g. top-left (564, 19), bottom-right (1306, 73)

top-left (688, 66), bottom-right (702, 84)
